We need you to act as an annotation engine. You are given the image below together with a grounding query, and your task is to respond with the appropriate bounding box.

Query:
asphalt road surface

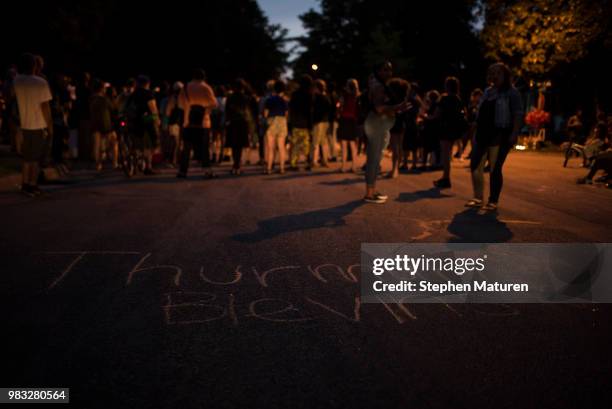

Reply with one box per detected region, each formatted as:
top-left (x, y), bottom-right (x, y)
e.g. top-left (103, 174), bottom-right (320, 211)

top-left (1, 151), bottom-right (611, 408)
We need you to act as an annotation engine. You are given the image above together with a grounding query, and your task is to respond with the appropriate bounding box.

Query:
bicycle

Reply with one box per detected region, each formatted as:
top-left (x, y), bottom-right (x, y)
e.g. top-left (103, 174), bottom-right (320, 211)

top-left (116, 118), bottom-right (145, 177)
top-left (563, 136), bottom-right (587, 168)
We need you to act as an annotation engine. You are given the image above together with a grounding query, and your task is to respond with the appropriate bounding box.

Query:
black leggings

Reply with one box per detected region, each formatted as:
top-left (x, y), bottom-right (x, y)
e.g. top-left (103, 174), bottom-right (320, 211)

top-left (231, 144), bottom-right (243, 169)
top-left (179, 128), bottom-right (210, 174)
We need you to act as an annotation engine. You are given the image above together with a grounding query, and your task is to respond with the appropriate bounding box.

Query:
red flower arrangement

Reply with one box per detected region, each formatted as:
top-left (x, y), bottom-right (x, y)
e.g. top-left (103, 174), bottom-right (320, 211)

top-left (525, 108), bottom-right (551, 130)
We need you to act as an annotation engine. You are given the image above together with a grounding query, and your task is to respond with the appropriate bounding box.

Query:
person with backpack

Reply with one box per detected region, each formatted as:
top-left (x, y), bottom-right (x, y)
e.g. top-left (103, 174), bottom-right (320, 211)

top-left (466, 62), bottom-right (523, 211)
top-left (177, 69), bottom-right (218, 178)
top-left (165, 81), bottom-right (184, 167)
top-left (363, 61), bottom-right (411, 204)
top-left (124, 75), bottom-right (160, 175)
top-left (433, 76), bottom-right (468, 188)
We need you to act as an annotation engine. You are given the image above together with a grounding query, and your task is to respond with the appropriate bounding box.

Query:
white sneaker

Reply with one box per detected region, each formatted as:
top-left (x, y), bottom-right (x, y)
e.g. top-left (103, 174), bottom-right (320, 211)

top-left (364, 195), bottom-right (386, 204)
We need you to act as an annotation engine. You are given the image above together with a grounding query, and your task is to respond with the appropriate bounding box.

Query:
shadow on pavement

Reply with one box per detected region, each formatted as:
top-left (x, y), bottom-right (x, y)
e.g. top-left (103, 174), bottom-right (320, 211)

top-left (271, 170), bottom-right (339, 181)
top-left (396, 187), bottom-right (452, 203)
top-left (319, 177), bottom-right (362, 186)
top-left (447, 209), bottom-right (514, 242)
top-left (232, 199), bottom-right (365, 243)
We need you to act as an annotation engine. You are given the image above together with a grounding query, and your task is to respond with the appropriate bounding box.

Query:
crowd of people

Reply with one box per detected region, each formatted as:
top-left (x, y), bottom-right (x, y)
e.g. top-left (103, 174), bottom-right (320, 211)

top-left (1, 52), bottom-right (610, 204)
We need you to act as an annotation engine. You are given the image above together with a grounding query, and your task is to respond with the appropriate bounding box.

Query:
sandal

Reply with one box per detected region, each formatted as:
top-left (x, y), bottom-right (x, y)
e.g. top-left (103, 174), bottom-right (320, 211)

top-left (482, 202), bottom-right (498, 211)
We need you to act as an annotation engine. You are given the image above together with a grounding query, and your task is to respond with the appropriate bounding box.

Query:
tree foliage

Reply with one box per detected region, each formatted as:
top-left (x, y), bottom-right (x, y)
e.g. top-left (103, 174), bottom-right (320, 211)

top-left (480, 0), bottom-right (611, 78)
top-left (294, 0), bottom-right (484, 90)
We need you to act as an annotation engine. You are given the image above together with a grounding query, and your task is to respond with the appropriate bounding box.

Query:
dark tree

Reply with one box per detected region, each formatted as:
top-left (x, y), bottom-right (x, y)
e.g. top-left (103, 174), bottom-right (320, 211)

top-left (0, 0), bottom-right (288, 86)
top-left (293, 0), bottom-right (485, 93)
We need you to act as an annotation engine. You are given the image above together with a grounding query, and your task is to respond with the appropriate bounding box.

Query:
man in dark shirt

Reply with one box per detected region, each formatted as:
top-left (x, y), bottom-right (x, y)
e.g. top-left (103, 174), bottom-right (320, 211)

top-left (311, 79), bottom-right (332, 167)
top-left (288, 74), bottom-right (313, 170)
top-left (124, 75), bottom-right (160, 175)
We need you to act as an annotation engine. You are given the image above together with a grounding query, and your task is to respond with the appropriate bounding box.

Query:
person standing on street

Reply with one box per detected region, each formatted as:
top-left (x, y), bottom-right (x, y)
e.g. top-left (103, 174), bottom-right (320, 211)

top-left (124, 75), bottom-right (161, 175)
top-left (165, 81), bottom-right (184, 167)
top-left (263, 80), bottom-right (289, 174)
top-left (90, 79), bottom-right (118, 171)
top-left (387, 78), bottom-right (410, 178)
top-left (337, 78), bottom-right (361, 173)
top-left (225, 79), bottom-right (253, 175)
top-left (13, 53), bottom-right (53, 196)
top-left (433, 76), bottom-right (467, 189)
top-left (311, 79), bottom-right (332, 168)
top-left (363, 61), bottom-right (411, 203)
top-left (177, 69), bottom-right (218, 178)
top-left (288, 75), bottom-right (313, 171)
top-left (467, 62), bottom-right (523, 211)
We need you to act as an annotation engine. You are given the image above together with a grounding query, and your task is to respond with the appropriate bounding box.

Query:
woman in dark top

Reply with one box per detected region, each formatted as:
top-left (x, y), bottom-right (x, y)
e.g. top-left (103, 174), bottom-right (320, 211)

top-left (433, 76), bottom-right (466, 188)
top-left (467, 62), bottom-right (523, 211)
top-left (387, 78), bottom-right (410, 178)
top-left (337, 78), bottom-right (360, 172)
top-left (225, 78), bottom-right (252, 175)
top-left (263, 80), bottom-right (289, 174)
top-left (422, 90), bottom-right (441, 168)
top-left (401, 83), bottom-right (422, 170)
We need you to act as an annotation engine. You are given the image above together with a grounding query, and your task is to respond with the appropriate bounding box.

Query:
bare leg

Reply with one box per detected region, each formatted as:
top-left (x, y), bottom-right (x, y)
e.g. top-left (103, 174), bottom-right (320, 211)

top-left (340, 140), bottom-right (348, 171)
top-left (276, 136), bottom-right (286, 173)
top-left (109, 132), bottom-right (119, 168)
top-left (321, 143), bottom-right (330, 166)
top-left (349, 141), bottom-right (358, 172)
top-left (265, 133), bottom-right (275, 172)
top-left (93, 131), bottom-right (102, 171)
top-left (441, 139), bottom-right (452, 180)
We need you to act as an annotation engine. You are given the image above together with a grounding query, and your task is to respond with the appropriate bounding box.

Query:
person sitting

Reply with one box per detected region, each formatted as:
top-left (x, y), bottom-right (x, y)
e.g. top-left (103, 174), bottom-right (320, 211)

top-left (582, 122), bottom-right (608, 164)
top-left (577, 148), bottom-right (612, 187)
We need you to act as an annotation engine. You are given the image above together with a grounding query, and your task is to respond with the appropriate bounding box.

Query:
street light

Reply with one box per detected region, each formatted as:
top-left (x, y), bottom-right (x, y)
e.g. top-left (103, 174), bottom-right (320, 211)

top-left (311, 64), bottom-right (319, 71)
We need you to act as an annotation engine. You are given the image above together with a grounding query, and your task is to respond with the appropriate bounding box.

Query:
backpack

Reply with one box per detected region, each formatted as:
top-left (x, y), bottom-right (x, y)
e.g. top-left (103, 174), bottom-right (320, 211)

top-left (124, 94), bottom-right (143, 132)
top-left (184, 85), bottom-right (205, 127)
